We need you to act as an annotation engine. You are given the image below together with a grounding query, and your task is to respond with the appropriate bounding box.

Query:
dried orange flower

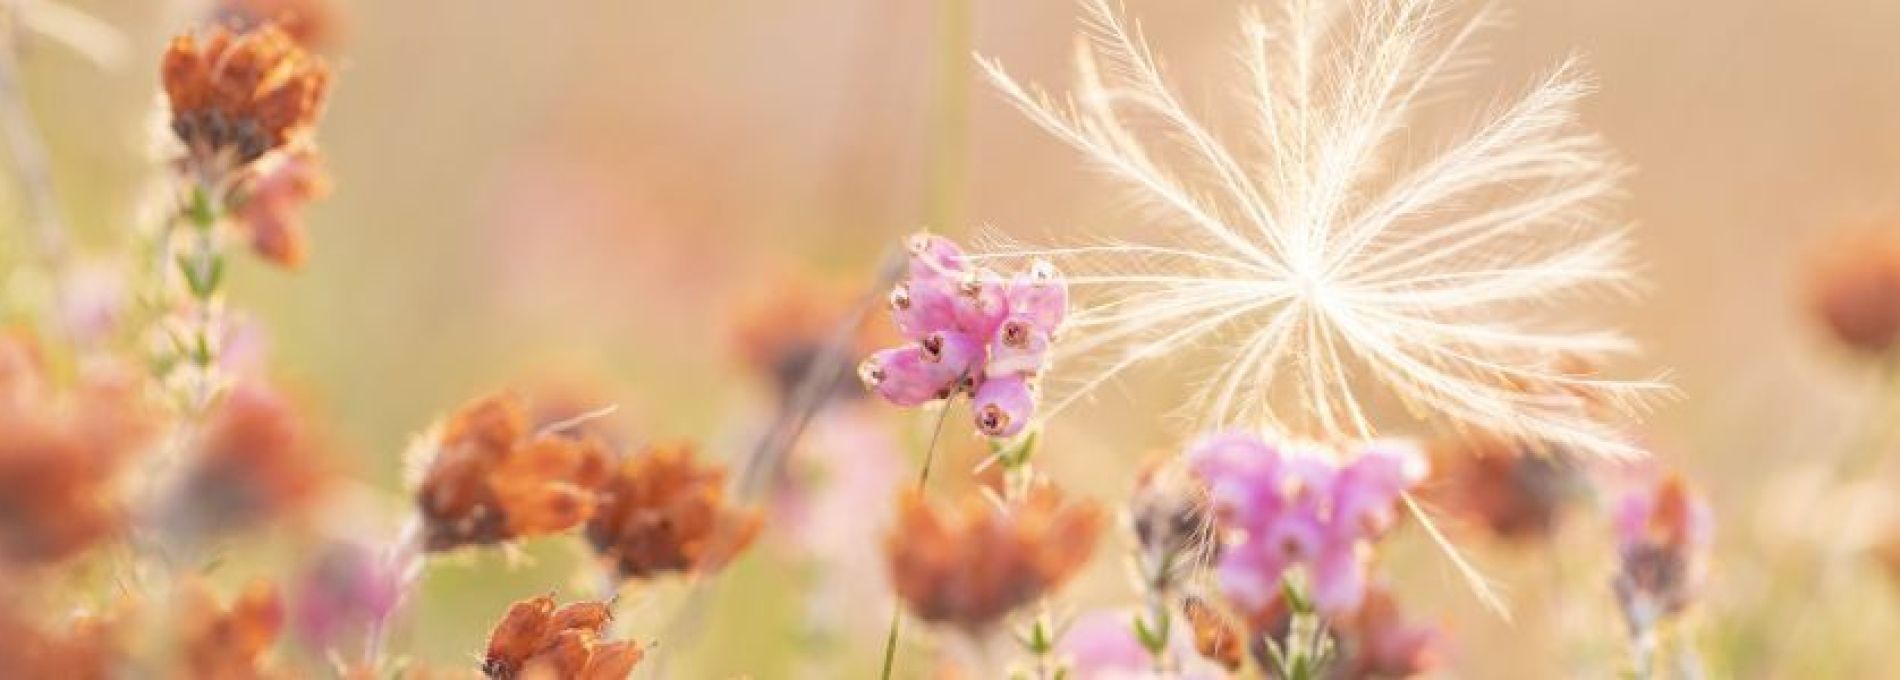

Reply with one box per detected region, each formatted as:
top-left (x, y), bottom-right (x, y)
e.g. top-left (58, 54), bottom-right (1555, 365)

top-left (162, 24), bottom-right (330, 167)
top-left (1423, 436), bottom-right (1580, 544)
top-left (1807, 228), bottom-right (1900, 356)
top-left (884, 481), bottom-right (1103, 630)
top-left (0, 334), bottom-right (151, 567)
top-left (585, 444), bottom-right (762, 580)
top-left (1180, 595), bottom-right (1244, 672)
top-left (415, 392), bottom-right (615, 552)
top-left (481, 595), bottom-right (643, 680)
top-left (729, 274), bottom-right (890, 401)
top-left (167, 381), bottom-right (330, 538)
top-left (178, 579), bottom-right (285, 680)
top-left (0, 605), bottom-right (131, 679)
top-left (233, 149), bottom-right (330, 268)
top-left (215, 0), bottom-right (339, 49)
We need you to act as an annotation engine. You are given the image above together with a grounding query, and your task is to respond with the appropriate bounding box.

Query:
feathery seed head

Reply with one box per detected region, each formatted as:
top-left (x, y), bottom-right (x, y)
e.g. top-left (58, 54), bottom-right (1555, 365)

top-left (975, 0), bottom-right (1669, 458)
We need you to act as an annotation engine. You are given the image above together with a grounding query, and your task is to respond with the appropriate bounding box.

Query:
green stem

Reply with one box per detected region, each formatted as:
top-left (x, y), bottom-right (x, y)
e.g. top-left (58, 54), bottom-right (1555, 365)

top-left (880, 402), bottom-right (956, 680)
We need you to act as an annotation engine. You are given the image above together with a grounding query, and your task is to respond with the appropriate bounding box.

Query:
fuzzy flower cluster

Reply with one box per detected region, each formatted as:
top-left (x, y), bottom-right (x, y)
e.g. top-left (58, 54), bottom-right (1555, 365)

top-left (1188, 432), bottom-right (1427, 617)
top-left (1612, 475), bottom-right (1712, 634)
top-left (859, 233), bottom-right (1068, 438)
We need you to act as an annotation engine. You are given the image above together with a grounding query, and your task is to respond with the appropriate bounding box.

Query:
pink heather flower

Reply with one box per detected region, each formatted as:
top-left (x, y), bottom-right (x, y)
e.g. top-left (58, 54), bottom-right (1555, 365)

top-left (972, 373), bottom-right (1035, 438)
top-left (290, 541), bottom-right (402, 653)
top-left (1612, 474), bottom-right (1712, 633)
top-left (861, 232), bottom-right (1069, 439)
top-left (1187, 432), bottom-right (1427, 618)
top-left (1058, 610), bottom-right (1222, 680)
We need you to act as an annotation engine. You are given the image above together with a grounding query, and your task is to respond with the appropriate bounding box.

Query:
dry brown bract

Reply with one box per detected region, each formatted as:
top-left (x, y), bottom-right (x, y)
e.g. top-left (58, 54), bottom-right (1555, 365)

top-left (482, 595), bottom-right (642, 680)
top-left (416, 393), bottom-right (614, 552)
top-left (215, 0), bottom-right (339, 49)
top-left (162, 24), bottom-right (330, 167)
top-left (169, 381), bottom-right (329, 537)
top-left (729, 274), bottom-right (889, 401)
top-left (585, 444), bottom-right (762, 580)
top-left (884, 481), bottom-right (1102, 630)
top-left (234, 148), bottom-right (330, 268)
top-left (1807, 228), bottom-right (1900, 356)
top-left (178, 579), bottom-right (284, 680)
top-left (1423, 436), bottom-right (1578, 544)
top-left (0, 332), bottom-right (151, 567)
top-left (0, 605), bottom-right (130, 680)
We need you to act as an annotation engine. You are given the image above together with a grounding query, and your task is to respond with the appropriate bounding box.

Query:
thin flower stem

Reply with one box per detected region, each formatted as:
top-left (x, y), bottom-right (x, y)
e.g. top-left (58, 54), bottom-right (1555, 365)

top-left (880, 401), bottom-right (956, 680)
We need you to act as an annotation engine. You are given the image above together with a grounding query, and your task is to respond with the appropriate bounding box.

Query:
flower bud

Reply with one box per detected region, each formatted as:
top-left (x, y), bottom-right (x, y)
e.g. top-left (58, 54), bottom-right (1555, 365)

top-left (986, 316), bottom-right (1051, 378)
top-left (1006, 259), bottom-right (1069, 332)
top-left (971, 373), bottom-right (1035, 437)
top-left (953, 269), bottom-right (1009, 339)
top-left (906, 232), bottom-right (969, 282)
top-left (860, 347), bottom-right (950, 407)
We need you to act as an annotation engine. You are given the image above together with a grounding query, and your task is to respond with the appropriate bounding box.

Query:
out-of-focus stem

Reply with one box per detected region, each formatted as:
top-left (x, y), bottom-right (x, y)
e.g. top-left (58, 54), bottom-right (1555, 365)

top-left (922, 0), bottom-right (971, 231)
top-left (0, 13), bottom-right (73, 274)
top-left (878, 402), bottom-right (956, 680)
top-left (363, 516), bottom-right (425, 669)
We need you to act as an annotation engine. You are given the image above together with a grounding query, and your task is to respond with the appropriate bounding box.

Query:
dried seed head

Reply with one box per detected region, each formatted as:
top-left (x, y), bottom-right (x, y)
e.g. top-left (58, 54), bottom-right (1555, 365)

top-left (215, 0), bottom-right (340, 49)
top-left (1807, 228), bottom-right (1900, 356)
top-left (584, 443), bottom-right (762, 581)
top-left (884, 481), bottom-right (1102, 630)
top-left (178, 579), bottom-right (285, 679)
top-left (482, 595), bottom-right (642, 680)
top-left (163, 24), bottom-right (330, 168)
top-left (415, 391), bottom-right (616, 552)
top-left (170, 381), bottom-right (331, 539)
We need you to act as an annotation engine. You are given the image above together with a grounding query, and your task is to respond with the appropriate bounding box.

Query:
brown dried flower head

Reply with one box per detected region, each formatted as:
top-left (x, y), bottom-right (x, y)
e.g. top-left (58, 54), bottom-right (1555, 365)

top-left (1423, 436), bottom-right (1579, 544)
top-left (481, 595), bottom-right (643, 680)
top-left (884, 481), bottom-right (1103, 630)
top-left (585, 443), bottom-right (762, 580)
top-left (1180, 595), bottom-right (1244, 672)
top-left (0, 603), bottom-right (133, 679)
top-left (0, 333), bottom-right (152, 567)
top-left (162, 24), bottom-right (330, 167)
top-left (729, 274), bottom-right (891, 402)
top-left (415, 392), bottom-right (616, 552)
top-left (178, 578), bottom-right (285, 680)
top-left (234, 149), bottom-right (330, 268)
top-left (215, 0), bottom-right (339, 49)
top-left (169, 381), bottom-right (330, 538)
top-left (1807, 228), bottom-right (1900, 356)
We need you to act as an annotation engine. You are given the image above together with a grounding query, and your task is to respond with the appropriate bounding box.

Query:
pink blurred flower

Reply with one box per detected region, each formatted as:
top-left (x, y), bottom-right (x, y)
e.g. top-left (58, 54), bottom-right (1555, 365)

top-left (289, 541), bottom-right (402, 653)
top-left (1187, 432), bottom-right (1426, 618)
top-left (1612, 474), bottom-right (1712, 632)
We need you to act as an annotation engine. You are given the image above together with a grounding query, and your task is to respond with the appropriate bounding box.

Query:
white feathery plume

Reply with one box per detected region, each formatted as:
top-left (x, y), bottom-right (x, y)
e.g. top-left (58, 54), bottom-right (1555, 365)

top-left (977, 0), bottom-right (1669, 459)
top-left (975, 0), bottom-right (1672, 614)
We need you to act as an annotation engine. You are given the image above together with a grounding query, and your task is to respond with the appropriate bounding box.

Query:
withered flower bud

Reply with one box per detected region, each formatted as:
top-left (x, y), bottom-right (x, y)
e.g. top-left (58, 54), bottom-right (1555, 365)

top-left (169, 381), bottom-right (330, 539)
top-left (481, 594), bottom-right (642, 680)
top-left (415, 392), bottom-right (615, 552)
top-left (884, 481), bottom-right (1102, 630)
top-left (584, 444), bottom-right (762, 580)
top-left (162, 24), bottom-right (330, 168)
top-left (178, 579), bottom-right (285, 679)
top-left (1806, 228), bottom-right (1900, 356)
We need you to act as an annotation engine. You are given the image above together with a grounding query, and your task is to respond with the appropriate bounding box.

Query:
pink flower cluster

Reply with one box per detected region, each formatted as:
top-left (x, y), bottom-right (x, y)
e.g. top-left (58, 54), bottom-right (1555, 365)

top-left (859, 233), bottom-right (1067, 438)
top-left (1187, 432), bottom-right (1427, 617)
top-left (1611, 475), bottom-right (1712, 632)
